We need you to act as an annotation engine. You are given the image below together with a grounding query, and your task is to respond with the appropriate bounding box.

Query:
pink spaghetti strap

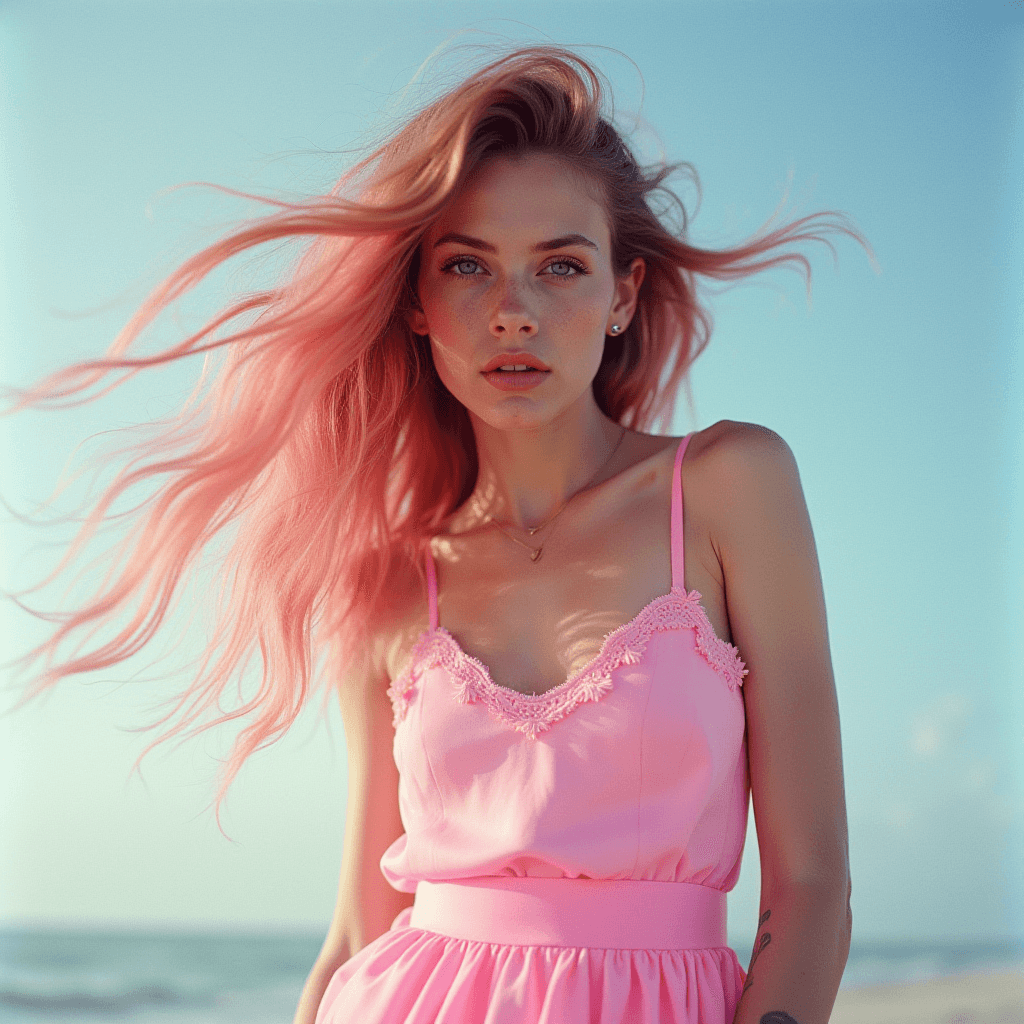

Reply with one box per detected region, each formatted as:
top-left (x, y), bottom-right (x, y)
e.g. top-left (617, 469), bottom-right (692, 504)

top-left (425, 541), bottom-right (438, 630)
top-left (671, 433), bottom-right (694, 592)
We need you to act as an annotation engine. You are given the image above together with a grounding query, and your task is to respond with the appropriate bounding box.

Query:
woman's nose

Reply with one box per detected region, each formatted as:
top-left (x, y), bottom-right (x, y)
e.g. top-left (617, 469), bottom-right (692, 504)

top-left (489, 281), bottom-right (539, 337)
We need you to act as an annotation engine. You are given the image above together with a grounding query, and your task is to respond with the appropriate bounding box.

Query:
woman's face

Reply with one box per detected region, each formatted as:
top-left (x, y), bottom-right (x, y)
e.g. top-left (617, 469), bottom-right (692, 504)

top-left (408, 152), bottom-right (644, 431)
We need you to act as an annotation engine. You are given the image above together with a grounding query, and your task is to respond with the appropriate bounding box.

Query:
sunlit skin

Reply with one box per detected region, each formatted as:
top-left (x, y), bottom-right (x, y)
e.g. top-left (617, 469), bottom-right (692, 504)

top-left (406, 152), bottom-right (645, 532)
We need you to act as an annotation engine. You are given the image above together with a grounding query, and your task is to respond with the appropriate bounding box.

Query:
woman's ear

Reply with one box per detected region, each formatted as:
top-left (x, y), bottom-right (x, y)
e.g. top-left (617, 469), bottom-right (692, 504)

top-left (404, 259), bottom-right (428, 335)
top-left (405, 305), bottom-right (429, 336)
top-left (609, 257), bottom-right (646, 331)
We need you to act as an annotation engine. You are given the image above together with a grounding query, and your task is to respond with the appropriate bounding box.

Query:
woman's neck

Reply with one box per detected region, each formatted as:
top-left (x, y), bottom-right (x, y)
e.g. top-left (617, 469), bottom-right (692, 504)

top-left (466, 402), bottom-right (629, 531)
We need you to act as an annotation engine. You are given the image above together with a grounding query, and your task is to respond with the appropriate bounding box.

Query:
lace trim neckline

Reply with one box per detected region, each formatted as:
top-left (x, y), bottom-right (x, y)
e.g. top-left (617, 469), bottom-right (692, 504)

top-left (387, 587), bottom-right (748, 739)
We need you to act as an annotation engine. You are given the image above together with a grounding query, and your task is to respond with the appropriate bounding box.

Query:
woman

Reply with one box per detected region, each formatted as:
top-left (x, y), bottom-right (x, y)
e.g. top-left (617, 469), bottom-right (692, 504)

top-left (8, 45), bottom-right (871, 1024)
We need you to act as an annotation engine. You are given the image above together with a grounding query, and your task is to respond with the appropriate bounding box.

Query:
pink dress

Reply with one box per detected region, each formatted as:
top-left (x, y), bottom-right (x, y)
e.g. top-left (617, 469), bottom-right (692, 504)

top-left (315, 432), bottom-right (751, 1024)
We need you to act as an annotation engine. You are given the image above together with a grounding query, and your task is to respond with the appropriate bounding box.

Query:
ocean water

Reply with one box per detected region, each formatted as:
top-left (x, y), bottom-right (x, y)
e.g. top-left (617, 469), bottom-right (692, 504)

top-left (1, 928), bottom-right (1021, 1024)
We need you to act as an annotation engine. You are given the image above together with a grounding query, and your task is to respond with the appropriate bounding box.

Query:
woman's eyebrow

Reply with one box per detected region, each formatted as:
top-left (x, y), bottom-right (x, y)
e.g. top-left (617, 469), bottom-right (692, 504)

top-left (432, 232), bottom-right (599, 253)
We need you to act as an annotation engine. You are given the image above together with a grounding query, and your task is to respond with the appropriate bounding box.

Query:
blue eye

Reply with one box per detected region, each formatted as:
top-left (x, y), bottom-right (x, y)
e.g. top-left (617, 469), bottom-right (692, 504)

top-left (444, 258), bottom-right (483, 276)
top-left (545, 260), bottom-right (585, 277)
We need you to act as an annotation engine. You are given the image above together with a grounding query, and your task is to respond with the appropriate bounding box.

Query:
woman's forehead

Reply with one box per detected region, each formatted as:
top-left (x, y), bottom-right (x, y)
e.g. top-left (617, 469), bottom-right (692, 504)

top-left (427, 153), bottom-right (609, 249)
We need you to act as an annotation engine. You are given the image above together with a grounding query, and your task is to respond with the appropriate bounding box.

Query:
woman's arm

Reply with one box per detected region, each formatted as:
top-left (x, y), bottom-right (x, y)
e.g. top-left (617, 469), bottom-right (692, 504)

top-left (292, 631), bottom-right (416, 1024)
top-left (293, 948), bottom-right (352, 1024)
top-left (705, 422), bottom-right (853, 1024)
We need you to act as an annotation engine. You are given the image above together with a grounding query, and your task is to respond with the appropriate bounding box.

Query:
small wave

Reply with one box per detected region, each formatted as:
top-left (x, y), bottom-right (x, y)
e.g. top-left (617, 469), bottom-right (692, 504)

top-left (0, 982), bottom-right (208, 1015)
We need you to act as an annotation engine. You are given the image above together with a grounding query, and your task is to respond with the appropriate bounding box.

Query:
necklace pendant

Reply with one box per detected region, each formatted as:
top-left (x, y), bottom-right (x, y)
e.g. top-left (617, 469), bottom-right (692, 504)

top-left (530, 547), bottom-right (542, 562)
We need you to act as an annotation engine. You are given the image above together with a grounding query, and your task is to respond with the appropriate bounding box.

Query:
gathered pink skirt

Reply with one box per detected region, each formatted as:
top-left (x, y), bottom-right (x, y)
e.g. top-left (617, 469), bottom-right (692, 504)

top-left (315, 877), bottom-right (747, 1024)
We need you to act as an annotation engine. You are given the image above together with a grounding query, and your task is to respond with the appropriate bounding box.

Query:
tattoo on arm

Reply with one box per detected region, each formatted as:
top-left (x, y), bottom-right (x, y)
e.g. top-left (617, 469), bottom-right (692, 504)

top-left (742, 908), bottom-right (771, 995)
top-left (743, 909), bottom-right (803, 1024)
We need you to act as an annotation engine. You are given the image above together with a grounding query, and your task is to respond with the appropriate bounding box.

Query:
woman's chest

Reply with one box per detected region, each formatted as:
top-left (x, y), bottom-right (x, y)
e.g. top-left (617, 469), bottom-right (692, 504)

top-left (383, 438), bottom-right (733, 699)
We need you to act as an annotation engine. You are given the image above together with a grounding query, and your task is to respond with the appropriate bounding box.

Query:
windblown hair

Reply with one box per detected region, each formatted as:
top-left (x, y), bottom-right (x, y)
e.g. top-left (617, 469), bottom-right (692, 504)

top-left (4, 44), bottom-right (873, 832)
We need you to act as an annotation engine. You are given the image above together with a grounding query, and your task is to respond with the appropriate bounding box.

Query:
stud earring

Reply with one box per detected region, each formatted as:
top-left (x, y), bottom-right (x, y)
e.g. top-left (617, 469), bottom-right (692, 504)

top-left (609, 324), bottom-right (621, 334)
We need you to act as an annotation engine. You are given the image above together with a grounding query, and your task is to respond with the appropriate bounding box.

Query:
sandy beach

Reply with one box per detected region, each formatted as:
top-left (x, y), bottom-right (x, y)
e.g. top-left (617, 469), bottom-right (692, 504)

top-left (829, 967), bottom-right (1023, 1024)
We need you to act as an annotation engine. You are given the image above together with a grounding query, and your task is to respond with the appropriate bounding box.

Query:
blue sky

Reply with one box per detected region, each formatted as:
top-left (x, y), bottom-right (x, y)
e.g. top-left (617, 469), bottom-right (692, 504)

top-left (1, 0), bottom-right (1021, 948)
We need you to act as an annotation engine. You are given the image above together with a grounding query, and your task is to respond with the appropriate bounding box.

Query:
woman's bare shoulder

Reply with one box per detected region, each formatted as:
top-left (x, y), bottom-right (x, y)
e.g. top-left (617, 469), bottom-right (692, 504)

top-left (666, 419), bottom-right (793, 533)
top-left (684, 419), bottom-right (804, 559)
top-left (686, 419), bottom-right (790, 468)
top-left (367, 552), bottom-right (432, 685)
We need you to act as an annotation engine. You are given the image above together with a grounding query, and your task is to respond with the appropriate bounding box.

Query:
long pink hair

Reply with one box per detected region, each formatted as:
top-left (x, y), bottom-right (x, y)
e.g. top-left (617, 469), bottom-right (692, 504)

top-left (3, 44), bottom-right (875, 834)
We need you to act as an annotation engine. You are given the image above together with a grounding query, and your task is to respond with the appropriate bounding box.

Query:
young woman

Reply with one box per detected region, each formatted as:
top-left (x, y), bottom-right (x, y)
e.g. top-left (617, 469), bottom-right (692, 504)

top-left (8, 45), bottom-right (872, 1024)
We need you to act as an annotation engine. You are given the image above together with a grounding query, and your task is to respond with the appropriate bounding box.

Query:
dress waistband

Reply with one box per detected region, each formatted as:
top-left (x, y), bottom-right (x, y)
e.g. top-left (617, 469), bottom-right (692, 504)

top-left (403, 877), bottom-right (728, 950)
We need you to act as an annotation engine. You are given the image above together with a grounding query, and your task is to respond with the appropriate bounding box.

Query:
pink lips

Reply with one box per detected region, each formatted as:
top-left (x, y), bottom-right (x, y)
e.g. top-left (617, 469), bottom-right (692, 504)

top-left (482, 369), bottom-right (550, 391)
top-left (480, 351), bottom-right (551, 373)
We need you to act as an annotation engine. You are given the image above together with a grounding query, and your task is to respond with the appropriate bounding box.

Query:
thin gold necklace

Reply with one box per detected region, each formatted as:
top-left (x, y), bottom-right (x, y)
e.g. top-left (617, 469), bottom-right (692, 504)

top-left (480, 425), bottom-right (628, 563)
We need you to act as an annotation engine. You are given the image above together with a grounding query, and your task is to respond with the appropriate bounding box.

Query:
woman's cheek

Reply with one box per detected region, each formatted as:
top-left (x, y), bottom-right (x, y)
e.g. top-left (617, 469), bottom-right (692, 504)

top-left (429, 287), bottom-right (479, 338)
top-left (427, 327), bottom-right (476, 395)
